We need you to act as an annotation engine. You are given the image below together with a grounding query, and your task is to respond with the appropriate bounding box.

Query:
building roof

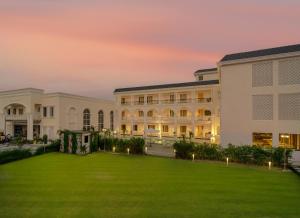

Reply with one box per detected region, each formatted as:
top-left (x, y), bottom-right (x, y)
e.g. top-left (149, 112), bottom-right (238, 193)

top-left (194, 68), bottom-right (217, 74)
top-left (220, 44), bottom-right (300, 62)
top-left (114, 80), bottom-right (219, 93)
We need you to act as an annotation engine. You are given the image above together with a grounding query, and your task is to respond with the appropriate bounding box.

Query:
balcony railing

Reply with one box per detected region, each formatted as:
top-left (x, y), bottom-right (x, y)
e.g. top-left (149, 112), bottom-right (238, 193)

top-left (121, 101), bottom-right (131, 106)
top-left (121, 98), bottom-right (212, 106)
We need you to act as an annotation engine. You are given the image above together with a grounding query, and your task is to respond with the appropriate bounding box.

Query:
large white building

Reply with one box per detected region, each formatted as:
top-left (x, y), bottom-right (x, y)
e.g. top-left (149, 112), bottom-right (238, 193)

top-left (0, 44), bottom-right (299, 150)
top-left (219, 44), bottom-right (300, 149)
top-left (0, 88), bottom-right (115, 140)
top-left (114, 68), bottom-right (220, 144)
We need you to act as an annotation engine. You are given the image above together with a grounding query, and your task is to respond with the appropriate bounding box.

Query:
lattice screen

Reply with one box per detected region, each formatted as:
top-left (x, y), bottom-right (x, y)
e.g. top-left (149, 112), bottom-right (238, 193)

top-left (252, 95), bottom-right (273, 120)
top-left (252, 62), bottom-right (273, 87)
top-left (278, 58), bottom-right (300, 85)
top-left (279, 93), bottom-right (300, 120)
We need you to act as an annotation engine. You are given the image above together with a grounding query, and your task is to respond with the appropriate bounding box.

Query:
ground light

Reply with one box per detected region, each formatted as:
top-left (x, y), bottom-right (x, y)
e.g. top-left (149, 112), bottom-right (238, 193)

top-left (192, 153), bottom-right (195, 161)
top-left (127, 148), bottom-right (130, 155)
top-left (226, 157), bottom-right (229, 166)
top-left (268, 161), bottom-right (272, 170)
top-left (112, 146), bottom-right (116, 152)
top-left (145, 146), bottom-right (148, 153)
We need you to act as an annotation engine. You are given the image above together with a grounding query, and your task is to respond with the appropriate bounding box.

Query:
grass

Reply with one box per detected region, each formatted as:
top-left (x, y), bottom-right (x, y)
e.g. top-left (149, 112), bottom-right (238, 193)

top-left (0, 153), bottom-right (299, 218)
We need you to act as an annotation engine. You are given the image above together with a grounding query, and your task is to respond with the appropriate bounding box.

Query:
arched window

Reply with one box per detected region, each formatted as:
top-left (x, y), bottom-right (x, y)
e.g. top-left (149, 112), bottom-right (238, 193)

top-left (147, 110), bottom-right (153, 117)
top-left (98, 110), bottom-right (104, 131)
top-left (83, 109), bottom-right (90, 131)
top-left (110, 110), bottom-right (114, 130)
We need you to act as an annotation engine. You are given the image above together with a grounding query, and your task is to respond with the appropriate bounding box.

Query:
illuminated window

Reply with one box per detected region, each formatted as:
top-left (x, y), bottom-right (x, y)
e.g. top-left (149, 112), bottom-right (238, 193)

top-left (180, 110), bottom-right (187, 117)
top-left (252, 132), bottom-right (272, 147)
top-left (162, 125), bottom-right (169, 133)
top-left (83, 109), bottom-right (90, 131)
top-left (180, 126), bottom-right (187, 134)
top-left (279, 133), bottom-right (300, 150)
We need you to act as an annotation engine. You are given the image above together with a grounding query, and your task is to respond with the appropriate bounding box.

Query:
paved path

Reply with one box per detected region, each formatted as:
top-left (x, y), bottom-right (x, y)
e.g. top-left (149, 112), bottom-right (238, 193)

top-left (146, 143), bottom-right (175, 158)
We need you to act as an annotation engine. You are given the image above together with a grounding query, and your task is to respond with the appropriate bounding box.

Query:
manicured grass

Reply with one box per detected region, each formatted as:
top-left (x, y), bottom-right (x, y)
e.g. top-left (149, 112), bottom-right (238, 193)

top-left (0, 153), bottom-right (299, 218)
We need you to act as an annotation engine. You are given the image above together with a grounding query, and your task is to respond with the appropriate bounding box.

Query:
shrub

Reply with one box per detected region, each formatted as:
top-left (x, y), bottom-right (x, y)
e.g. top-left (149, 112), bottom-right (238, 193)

top-left (128, 137), bottom-right (145, 154)
top-left (173, 140), bottom-right (194, 159)
top-left (71, 133), bottom-right (78, 154)
top-left (194, 143), bottom-right (223, 160)
top-left (0, 149), bottom-right (32, 164)
top-left (42, 134), bottom-right (48, 144)
top-left (271, 147), bottom-right (292, 167)
top-left (35, 140), bottom-right (61, 155)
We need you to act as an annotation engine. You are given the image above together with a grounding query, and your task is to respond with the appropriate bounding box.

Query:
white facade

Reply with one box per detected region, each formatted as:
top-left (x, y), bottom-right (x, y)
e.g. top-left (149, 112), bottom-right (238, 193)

top-left (0, 88), bottom-right (115, 140)
top-left (219, 50), bottom-right (300, 149)
top-left (114, 69), bottom-right (220, 143)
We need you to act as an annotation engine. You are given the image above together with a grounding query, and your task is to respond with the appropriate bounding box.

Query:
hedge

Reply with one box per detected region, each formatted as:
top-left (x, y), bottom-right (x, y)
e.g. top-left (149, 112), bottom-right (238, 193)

top-left (173, 141), bottom-right (293, 167)
top-left (0, 140), bottom-right (61, 164)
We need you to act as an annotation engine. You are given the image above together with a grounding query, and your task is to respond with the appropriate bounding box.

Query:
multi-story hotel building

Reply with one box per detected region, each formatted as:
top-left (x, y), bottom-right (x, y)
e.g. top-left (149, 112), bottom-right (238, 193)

top-left (114, 68), bottom-right (221, 143)
top-left (0, 43), bottom-right (299, 150)
top-left (219, 44), bottom-right (300, 149)
top-left (0, 88), bottom-right (115, 140)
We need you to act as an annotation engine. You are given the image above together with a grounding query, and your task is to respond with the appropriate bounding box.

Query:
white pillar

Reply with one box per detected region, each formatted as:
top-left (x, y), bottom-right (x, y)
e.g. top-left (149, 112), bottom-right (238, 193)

top-left (27, 114), bottom-right (33, 140)
top-left (0, 113), bottom-right (5, 133)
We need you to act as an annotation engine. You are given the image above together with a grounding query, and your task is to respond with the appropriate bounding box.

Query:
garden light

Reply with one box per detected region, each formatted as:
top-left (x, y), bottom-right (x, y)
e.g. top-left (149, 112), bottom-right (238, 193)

top-left (145, 146), bottom-right (148, 153)
top-left (173, 149), bottom-right (176, 153)
top-left (226, 157), bottom-right (229, 166)
top-left (127, 148), bottom-right (130, 155)
top-left (268, 161), bottom-right (272, 170)
top-left (113, 146), bottom-right (116, 152)
top-left (192, 153), bottom-right (195, 161)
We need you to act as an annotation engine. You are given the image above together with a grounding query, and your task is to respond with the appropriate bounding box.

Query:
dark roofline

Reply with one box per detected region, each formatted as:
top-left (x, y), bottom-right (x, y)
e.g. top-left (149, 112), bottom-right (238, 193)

top-left (194, 68), bottom-right (217, 74)
top-left (114, 80), bottom-right (219, 93)
top-left (220, 44), bottom-right (300, 62)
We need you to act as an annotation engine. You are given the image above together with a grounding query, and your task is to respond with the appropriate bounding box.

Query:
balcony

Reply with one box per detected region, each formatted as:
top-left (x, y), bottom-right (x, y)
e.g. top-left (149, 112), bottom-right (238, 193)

top-left (196, 97), bottom-right (212, 103)
top-left (134, 101), bottom-right (145, 105)
top-left (147, 100), bottom-right (159, 105)
top-left (177, 116), bottom-right (192, 123)
top-left (5, 112), bottom-right (41, 121)
top-left (160, 99), bottom-right (175, 104)
top-left (177, 99), bottom-right (192, 104)
top-left (121, 101), bottom-right (131, 106)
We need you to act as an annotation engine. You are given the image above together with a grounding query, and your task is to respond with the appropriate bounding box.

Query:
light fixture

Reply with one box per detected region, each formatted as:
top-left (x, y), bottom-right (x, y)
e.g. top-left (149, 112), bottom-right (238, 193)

top-left (127, 148), bottom-right (130, 155)
top-left (113, 146), bottom-right (116, 152)
top-left (226, 157), bottom-right (229, 166)
top-left (192, 153), bottom-right (195, 161)
top-left (268, 161), bottom-right (272, 170)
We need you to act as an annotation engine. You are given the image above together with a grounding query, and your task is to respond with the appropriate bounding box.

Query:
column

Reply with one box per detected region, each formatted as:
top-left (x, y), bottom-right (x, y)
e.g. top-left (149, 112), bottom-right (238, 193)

top-left (0, 113), bottom-right (5, 133)
top-left (27, 114), bottom-right (33, 140)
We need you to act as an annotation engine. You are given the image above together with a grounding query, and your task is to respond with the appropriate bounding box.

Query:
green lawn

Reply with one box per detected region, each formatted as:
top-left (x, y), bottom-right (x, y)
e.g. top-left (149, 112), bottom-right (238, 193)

top-left (0, 153), bottom-right (299, 218)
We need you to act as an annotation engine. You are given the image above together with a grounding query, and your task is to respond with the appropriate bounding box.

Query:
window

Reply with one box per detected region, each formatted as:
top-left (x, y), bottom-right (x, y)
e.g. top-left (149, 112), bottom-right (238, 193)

top-left (252, 62), bottom-right (273, 87)
top-left (138, 96), bottom-right (144, 104)
top-left (121, 125), bottom-right (126, 132)
top-left (121, 111), bottom-right (126, 118)
top-left (180, 110), bottom-right (187, 117)
top-left (13, 108), bottom-right (16, 115)
top-left (279, 133), bottom-right (300, 150)
top-left (252, 95), bottom-right (273, 120)
top-left (279, 58), bottom-right (300, 85)
top-left (180, 126), bottom-right (187, 133)
top-left (279, 93), bottom-right (300, 120)
top-left (162, 125), bottom-right (169, 133)
top-left (83, 109), bottom-right (90, 131)
top-left (98, 110), bottom-right (104, 131)
top-left (198, 75), bottom-right (203, 81)
top-left (19, 108), bottom-right (23, 115)
top-left (50, 107), bottom-right (54, 117)
top-left (110, 111), bottom-right (114, 130)
top-left (138, 110), bottom-right (144, 117)
top-left (170, 94), bottom-right (175, 102)
top-left (169, 110), bottom-right (175, 117)
top-left (121, 98), bottom-right (126, 104)
top-left (43, 107), bottom-right (47, 117)
top-left (252, 132), bottom-right (272, 147)
top-left (147, 96), bottom-right (153, 103)
top-left (180, 94), bottom-right (187, 102)
top-left (147, 110), bottom-right (153, 117)
top-left (148, 125), bottom-right (155, 130)
top-left (84, 135), bottom-right (89, 143)
top-left (7, 109), bottom-right (10, 115)
top-left (204, 110), bottom-right (211, 116)
top-left (133, 125), bottom-right (138, 131)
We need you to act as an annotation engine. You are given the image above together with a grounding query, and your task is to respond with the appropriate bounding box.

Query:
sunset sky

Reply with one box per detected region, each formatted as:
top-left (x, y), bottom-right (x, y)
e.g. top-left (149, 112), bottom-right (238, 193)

top-left (0, 0), bottom-right (299, 99)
